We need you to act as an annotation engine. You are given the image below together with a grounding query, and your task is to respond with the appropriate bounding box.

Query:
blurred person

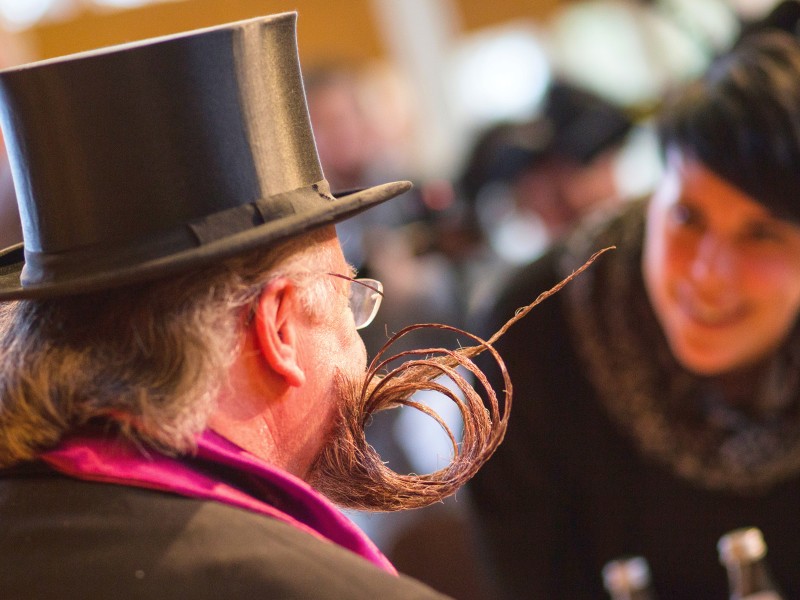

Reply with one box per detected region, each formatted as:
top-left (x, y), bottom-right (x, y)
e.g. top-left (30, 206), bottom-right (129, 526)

top-left (305, 63), bottom-right (478, 598)
top-left (304, 64), bottom-right (431, 271)
top-left (304, 62), bottom-right (459, 355)
top-left (304, 66), bottom-right (375, 193)
top-left (0, 13), bottom-right (508, 599)
top-left (509, 81), bottom-right (633, 239)
top-left (475, 81), bottom-right (632, 249)
top-left (441, 84), bottom-right (633, 319)
top-left (469, 31), bottom-right (800, 600)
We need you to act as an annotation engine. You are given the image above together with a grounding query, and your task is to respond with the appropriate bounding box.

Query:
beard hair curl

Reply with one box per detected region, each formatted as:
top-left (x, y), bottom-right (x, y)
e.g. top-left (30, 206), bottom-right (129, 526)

top-left (308, 248), bottom-right (612, 512)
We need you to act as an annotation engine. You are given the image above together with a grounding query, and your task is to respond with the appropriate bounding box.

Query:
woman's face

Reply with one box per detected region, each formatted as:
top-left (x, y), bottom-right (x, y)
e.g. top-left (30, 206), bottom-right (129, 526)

top-left (642, 151), bottom-right (800, 375)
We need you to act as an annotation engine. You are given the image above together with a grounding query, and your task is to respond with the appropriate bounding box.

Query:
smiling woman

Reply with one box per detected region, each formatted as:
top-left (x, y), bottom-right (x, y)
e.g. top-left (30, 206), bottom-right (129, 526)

top-left (643, 151), bottom-right (800, 375)
top-left (468, 29), bottom-right (800, 600)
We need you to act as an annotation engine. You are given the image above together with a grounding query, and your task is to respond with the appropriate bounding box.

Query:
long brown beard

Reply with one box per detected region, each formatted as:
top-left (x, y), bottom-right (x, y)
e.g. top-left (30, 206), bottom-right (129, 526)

top-left (308, 248), bottom-right (612, 511)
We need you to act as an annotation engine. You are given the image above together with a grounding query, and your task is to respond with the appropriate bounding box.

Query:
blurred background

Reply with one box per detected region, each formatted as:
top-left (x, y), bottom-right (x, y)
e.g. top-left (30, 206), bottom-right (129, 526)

top-left (0, 0), bottom-right (787, 598)
top-left (0, 0), bottom-right (776, 279)
top-left (0, 0), bottom-right (769, 188)
top-left (0, 0), bottom-right (775, 258)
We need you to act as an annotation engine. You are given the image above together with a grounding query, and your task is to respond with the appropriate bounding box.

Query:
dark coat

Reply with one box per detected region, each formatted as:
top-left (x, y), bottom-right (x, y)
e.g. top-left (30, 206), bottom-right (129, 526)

top-left (468, 204), bottom-right (800, 600)
top-left (0, 462), bottom-right (451, 599)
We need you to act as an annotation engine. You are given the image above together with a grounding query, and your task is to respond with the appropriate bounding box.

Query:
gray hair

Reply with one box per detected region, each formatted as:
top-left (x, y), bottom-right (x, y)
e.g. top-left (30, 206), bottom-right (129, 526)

top-left (0, 228), bottom-right (336, 467)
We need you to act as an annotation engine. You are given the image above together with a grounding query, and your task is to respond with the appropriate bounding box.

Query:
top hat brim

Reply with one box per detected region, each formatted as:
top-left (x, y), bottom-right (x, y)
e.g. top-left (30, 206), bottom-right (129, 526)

top-left (0, 180), bottom-right (411, 300)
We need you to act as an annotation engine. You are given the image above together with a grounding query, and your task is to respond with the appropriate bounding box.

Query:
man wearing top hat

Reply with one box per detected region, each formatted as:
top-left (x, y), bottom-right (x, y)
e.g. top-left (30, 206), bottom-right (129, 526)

top-left (0, 12), bottom-right (473, 599)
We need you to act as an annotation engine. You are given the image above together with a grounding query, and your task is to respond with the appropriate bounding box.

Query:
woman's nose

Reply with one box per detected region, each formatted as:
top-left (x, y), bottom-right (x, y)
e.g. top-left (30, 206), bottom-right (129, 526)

top-left (689, 234), bottom-right (736, 284)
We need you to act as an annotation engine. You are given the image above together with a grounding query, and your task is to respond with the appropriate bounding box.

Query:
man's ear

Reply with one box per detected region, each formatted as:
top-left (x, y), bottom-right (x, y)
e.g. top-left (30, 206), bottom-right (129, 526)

top-left (252, 278), bottom-right (306, 388)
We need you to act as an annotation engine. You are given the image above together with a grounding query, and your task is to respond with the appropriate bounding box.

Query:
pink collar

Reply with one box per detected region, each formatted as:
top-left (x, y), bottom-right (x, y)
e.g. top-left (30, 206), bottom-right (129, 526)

top-left (41, 429), bottom-right (395, 574)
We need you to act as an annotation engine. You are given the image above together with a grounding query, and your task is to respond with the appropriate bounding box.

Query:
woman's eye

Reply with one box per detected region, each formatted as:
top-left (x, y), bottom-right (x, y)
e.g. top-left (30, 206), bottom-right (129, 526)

top-left (670, 202), bottom-right (700, 227)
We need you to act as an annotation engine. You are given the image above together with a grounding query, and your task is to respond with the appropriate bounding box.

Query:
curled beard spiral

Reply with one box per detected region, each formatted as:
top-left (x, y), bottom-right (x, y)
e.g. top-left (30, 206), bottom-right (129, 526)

top-left (309, 248), bottom-right (613, 511)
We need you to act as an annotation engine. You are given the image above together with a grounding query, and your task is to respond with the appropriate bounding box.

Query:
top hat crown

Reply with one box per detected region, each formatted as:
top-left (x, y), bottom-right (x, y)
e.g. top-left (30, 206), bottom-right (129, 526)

top-left (0, 12), bottom-right (410, 299)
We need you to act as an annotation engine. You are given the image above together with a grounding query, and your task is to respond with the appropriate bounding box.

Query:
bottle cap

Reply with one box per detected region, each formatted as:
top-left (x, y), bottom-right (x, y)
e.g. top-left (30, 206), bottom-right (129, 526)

top-left (718, 527), bottom-right (767, 564)
top-left (602, 556), bottom-right (651, 592)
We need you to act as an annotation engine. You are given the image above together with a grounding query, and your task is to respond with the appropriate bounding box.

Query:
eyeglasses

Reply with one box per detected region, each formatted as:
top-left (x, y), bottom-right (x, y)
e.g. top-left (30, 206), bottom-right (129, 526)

top-left (327, 273), bottom-right (384, 330)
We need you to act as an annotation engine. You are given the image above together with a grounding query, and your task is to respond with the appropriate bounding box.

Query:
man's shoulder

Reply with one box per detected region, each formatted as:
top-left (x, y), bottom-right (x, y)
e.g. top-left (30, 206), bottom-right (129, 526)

top-left (0, 472), bottom-right (450, 599)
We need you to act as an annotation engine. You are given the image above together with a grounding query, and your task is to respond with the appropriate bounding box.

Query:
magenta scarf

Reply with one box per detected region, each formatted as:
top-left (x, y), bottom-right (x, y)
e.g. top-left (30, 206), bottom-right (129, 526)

top-left (40, 429), bottom-right (396, 574)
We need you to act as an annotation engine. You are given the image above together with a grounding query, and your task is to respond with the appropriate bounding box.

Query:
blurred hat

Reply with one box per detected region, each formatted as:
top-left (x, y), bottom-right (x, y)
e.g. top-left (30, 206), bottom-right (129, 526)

top-left (458, 81), bottom-right (633, 198)
top-left (0, 12), bottom-right (410, 300)
top-left (542, 80), bottom-right (633, 164)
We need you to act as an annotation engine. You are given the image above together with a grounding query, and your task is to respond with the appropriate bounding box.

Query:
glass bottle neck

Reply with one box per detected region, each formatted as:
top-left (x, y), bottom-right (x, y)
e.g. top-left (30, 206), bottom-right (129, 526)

top-left (726, 561), bottom-right (783, 600)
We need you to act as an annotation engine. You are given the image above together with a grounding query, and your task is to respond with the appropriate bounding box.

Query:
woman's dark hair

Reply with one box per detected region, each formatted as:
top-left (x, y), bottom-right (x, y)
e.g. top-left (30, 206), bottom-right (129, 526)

top-left (657, 31), bottom-right (800, 223)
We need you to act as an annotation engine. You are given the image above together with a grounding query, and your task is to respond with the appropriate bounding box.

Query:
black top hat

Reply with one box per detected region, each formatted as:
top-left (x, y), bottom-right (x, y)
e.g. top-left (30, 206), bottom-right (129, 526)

top-left (0, 12), bottom-right (410, 300)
